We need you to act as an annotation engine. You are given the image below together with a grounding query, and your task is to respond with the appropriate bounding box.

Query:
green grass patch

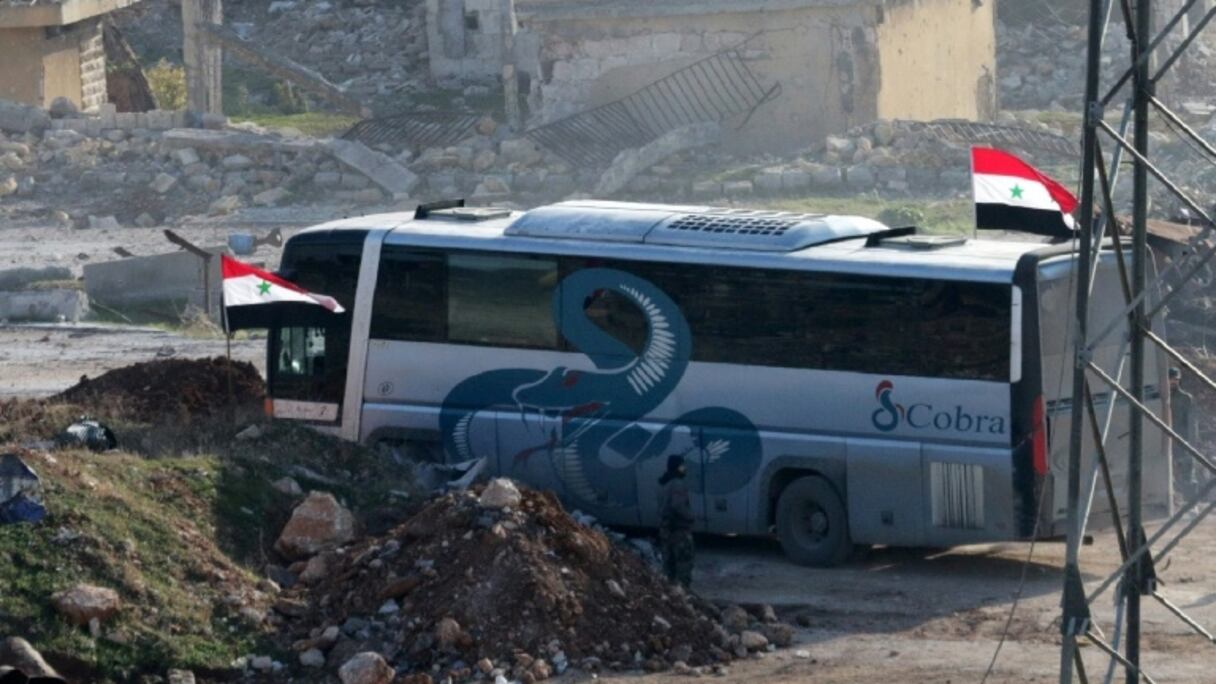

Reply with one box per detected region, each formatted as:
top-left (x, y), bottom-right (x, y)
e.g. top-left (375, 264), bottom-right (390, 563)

top-left (231, 112), bottom-right (360, 138)
top-left (0, 404), bottom-right (418, 680)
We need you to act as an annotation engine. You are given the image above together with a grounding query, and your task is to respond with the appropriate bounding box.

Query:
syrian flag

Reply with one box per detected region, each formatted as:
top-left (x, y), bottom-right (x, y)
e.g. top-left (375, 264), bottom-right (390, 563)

top-left (221, 255), bottom-right (344, 332)
top-left (972, 147), bottom-right (1079, 239)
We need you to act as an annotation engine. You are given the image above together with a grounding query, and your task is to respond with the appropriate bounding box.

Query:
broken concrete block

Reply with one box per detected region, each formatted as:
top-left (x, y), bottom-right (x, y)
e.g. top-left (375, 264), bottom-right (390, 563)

top-left (275, 492), bottom-right (356, 560)
top-left (479, 478), bottom-right (522, 510)
top-left (0, 175), bottom-right (15, 197)
top-left (209, 195), bottom-right (244, 215)
top-left (0, 266), bottom-right (72, 291)
top-left (222, 154), bottom-right (254, 170)
top-left (754, 168), bottom-right (784, 195)
top-left (253, 187), bottom-right (290, 206)
top-left (327, 139), bottom-right (419, 196)
top-left (594, 122), bottom-right (721, 197)
top-left (150, 172), bottom-right (178, 194)
top-left (0, 288), bottom-right (89, 322)
top-left (53, 584), bottom-right (121, 626)
top-left (172, 147), bottom-right (200, 166)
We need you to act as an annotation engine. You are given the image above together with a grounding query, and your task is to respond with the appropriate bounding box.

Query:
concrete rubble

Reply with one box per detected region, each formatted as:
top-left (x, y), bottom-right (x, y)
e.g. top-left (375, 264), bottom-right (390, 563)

top-left (274, 491), bottom-right (358, 560)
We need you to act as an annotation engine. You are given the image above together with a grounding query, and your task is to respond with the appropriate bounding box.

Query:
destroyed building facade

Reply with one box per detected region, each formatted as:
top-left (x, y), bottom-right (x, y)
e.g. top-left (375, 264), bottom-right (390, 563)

top-left (0, 0), bottom-right (140, 112)
top-left (428, 0), bottom-right (998, 151)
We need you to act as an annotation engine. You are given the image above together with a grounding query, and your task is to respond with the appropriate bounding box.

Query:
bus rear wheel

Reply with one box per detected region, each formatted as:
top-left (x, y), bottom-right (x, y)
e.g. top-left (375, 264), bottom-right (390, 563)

top-left (776, 476), bottom-right (851, 567)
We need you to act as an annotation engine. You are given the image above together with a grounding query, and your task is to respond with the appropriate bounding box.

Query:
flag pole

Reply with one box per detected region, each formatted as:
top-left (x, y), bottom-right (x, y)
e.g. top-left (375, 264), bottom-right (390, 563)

top-left (969, 146), bottom-right (978, 240)
top-left (220, 260), bottom-right (235, 426)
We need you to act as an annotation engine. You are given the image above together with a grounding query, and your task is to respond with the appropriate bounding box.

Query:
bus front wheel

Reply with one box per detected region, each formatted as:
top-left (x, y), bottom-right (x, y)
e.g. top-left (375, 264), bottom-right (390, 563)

top-left (775, 476), bottom-right (851, 567)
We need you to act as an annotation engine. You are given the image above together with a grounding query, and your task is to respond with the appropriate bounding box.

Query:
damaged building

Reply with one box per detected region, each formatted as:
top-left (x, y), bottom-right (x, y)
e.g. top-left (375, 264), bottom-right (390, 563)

top-left (428, 0), bottom-right (997, 152)
top-left (0, 0), bottom-right (141, 112)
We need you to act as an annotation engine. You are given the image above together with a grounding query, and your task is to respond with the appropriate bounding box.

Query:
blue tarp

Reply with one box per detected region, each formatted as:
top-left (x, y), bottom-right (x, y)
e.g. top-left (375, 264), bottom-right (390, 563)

top-left (0, 493), bottom-right (46, 525)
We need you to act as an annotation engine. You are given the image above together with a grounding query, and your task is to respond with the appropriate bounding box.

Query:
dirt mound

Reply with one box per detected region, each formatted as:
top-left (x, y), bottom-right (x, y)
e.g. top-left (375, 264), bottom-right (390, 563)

top-left (55, 357), bottom-right (264, 423)
top-left (279, 485), bottom-right (734, 679)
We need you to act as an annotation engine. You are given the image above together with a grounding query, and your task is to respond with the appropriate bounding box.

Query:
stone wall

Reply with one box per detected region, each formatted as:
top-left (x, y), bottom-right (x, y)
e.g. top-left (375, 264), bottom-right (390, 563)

top-left (77, 18), bottom-right (107, 113)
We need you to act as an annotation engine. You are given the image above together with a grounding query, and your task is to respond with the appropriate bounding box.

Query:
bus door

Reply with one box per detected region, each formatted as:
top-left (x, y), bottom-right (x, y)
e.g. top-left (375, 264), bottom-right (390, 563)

top-left (267, 238), bottom-right (364, 428)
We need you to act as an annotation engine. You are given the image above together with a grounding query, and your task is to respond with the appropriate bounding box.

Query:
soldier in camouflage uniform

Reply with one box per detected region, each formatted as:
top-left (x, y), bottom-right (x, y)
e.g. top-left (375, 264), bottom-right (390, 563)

top-left (658, 454), bottom-right (695, 587)
top-left (1170, 367), bottom-right (1200, 500)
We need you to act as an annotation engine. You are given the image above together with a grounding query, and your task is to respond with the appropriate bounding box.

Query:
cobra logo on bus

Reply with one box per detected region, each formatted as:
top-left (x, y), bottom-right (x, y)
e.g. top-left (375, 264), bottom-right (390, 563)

top-left (871, 380), bottom-right (1007, 435)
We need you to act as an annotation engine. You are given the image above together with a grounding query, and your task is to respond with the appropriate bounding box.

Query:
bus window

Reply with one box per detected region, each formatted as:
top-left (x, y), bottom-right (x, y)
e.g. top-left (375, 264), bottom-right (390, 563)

top-left (447, 253), bottom-right (558, 349)
top-left (370, 249), bottom-right (447, 342)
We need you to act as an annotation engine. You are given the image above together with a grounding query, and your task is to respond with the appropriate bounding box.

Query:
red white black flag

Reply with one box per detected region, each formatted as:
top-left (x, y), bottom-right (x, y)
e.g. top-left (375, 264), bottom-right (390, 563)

top-left (972, 147), bottom-right (1078, 239)
top-left (221, 255), bottom-right (345, 332)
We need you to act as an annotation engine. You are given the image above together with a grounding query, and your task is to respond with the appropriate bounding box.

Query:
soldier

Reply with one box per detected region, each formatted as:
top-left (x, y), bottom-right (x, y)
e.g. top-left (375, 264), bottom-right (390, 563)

top-left (1170, 367), bottom-right (1200, 500)
top-left (658, 454), bottom-right (695, 587)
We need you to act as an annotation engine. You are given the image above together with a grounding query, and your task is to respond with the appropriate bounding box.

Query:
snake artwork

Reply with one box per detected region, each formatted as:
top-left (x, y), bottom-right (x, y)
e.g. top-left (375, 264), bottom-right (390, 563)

top-left (438, 267), bottom-right (762, 510)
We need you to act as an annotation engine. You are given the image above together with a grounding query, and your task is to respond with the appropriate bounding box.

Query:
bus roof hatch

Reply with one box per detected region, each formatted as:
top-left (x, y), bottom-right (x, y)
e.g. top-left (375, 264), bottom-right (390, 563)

top-left (506, 201), bottom-right (889, 252)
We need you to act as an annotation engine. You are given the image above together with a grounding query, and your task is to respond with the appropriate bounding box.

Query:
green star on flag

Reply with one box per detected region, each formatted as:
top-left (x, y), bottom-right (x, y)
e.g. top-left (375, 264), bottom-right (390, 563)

top-left (257, 280), bottom-right (272, 296)
top-left (1010, 184), bottom-right (1024, 199)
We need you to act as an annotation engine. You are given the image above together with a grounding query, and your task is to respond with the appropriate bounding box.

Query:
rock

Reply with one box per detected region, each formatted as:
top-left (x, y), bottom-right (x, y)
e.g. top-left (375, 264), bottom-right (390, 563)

top-left (721, 605), bottom-right (750, 633)
top-left (209, 195), bottom-right (243, 216)
top-left (201, 112), bottom-right (227, 130)
top-left (762, 623), bottom-right (795, 648)
top-left (150, 172), bottom-right (177, 194)
top-left (824, 135), bottom-right (855, 155)
top-left (0, 637), bottom-right (61, 679)
top-left (760, 604), bottom-right (779, 623)
top-left (49, 97), bottom-right (79, 119)
top-left (808, 163), bottom-right (843, 189)
top-left (434, 617), bottom-right (462, 650)
top-left (43, 129), bottom-right (84, 148)
top-left (167, 669), bottom-right (196, 684)
top-left (477, 658), bottom-right (494, 674)
top-left (606, 579), bottom-right (627, 599)
top-left (594, 122), bottom-right (720, 196)
top-left (652, 615), bottom-right (672, 631)
top-left (222, 154), bottom-right (254, 170)
top-left (268, 0), bottom-right (296, 11)
top-left (275, 491), bottom-right (357, 559)
top-left (299, 648), bottom-right (326, 667)
top-left (338, 652), bottom-right (394, 684)
top-left (0, 152), bottom-right (23, 171)
top-left (528, 658), bottom-right (552, 681)
top-left (134, 213), bottom-right (157, 228)
top-left (298, 552), bottom-right (333, 584)
top-left (87, 215), bottom-right (121, 230)
top-left (472, 149), bottom-right (497, 172)
top-left (102, 129), bottom-right (127, 143)
top-left (0, 99), bottom-right (50, 134)
top-left (691, 179), bottom-right (721, 197)
top-left (253, 187), bottom-right (290, 206)
top-left (172, 147), bottom-right (200, 166)
top-left (313, 170), bottom-right (341, 187)
top-left (0, 175), bottom-right (15, 197)
top-left (872, 120), bottom-right (896, 146)
top-left (499, 138), bottom-right (543, 166)
top-left (739, 630), bottom-right (768, 651)
top-left (250, 655), bottom-right (274, 671)
top-left (272, 476), bottom-right (303, 497)
top-left (472, 176), bottom-right (510, 198)
top-left (53, 583), bottom-right (121, 626)
top-left (476, 115), bottom-right (498, 136)
top-left (479, 478), bottom-right (522, 509)
top-left (329, 138), bottom-right (419, 195)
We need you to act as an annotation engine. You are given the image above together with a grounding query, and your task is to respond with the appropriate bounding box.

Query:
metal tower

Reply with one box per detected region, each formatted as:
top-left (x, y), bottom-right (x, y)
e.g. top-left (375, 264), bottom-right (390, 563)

top-left (1060, 0), bottom-right (1216, 682)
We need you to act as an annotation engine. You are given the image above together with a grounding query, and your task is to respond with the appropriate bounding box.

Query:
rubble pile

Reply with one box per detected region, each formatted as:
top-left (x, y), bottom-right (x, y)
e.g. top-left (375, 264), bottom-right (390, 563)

top-left (274, 482), bottom-right (755, 680)
top-left (997, 19), bottom-right (1216, 111)
top-left (56, 357), bottom-right (264, 422)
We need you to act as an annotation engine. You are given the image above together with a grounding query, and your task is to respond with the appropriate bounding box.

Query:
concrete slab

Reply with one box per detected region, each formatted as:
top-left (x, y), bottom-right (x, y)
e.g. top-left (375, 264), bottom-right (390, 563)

top-left (327, 138), bottom-right (419, 196)
top-left (0, 288), bottom-right (88, 322)
top-left (82, 247), bottom-right (225, 320)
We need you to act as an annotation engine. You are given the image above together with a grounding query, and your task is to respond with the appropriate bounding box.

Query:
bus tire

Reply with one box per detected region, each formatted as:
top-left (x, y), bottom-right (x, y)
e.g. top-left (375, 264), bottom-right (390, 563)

top-left (775, 476), bottom-right (851, 567)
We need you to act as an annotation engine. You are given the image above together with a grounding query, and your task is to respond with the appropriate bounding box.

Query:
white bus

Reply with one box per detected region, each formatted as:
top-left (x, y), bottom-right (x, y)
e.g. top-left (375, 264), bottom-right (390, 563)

top-left (262, 200), bottom-right (1170, 565)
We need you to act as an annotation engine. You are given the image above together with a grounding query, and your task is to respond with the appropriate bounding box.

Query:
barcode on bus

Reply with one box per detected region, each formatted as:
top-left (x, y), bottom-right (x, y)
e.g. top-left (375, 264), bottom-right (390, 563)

top-left (930, 461), bottom-right (985, 530)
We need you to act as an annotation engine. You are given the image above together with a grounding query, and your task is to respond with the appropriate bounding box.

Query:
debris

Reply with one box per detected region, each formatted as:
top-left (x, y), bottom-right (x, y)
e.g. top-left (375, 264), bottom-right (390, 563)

top-left (52, 584), bottom-right (121, 626)
top-left (477, 478), bottom-right (521, 509)
top-left (0, 454), bottom-right (46, 525)
top-left (280, 484), bottom-right (734, 678)
top-left (739, 631), bottom-right (768, 651)
top-left (275, 492), bottom-right (357, 560)
top-left (0, 637), bottom-right (64, 683)
top-left (55, 418), bottom-right (117, 452)
top-left (272, 476), bottom-right (304, 497)
top-left (167, 669), bottom-right (196, 684)
top-left (299, 649), bottom-right (325, 667)
top-left (338, 652), bottom-right (394, 684)
top-left (235, 424), bottom-right (264, 441)
top-left (55, 358), bottom-right (264, 423)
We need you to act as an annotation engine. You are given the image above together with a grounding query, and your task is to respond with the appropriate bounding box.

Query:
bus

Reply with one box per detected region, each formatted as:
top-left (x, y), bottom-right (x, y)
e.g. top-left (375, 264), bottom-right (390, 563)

top-left (263, 200), bottom-right (1171, 566)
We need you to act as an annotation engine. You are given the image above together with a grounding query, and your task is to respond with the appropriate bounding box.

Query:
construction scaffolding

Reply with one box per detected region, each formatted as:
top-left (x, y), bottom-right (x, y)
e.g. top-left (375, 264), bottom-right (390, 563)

top-left (1060, 0), bottom-right (1216, 682)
